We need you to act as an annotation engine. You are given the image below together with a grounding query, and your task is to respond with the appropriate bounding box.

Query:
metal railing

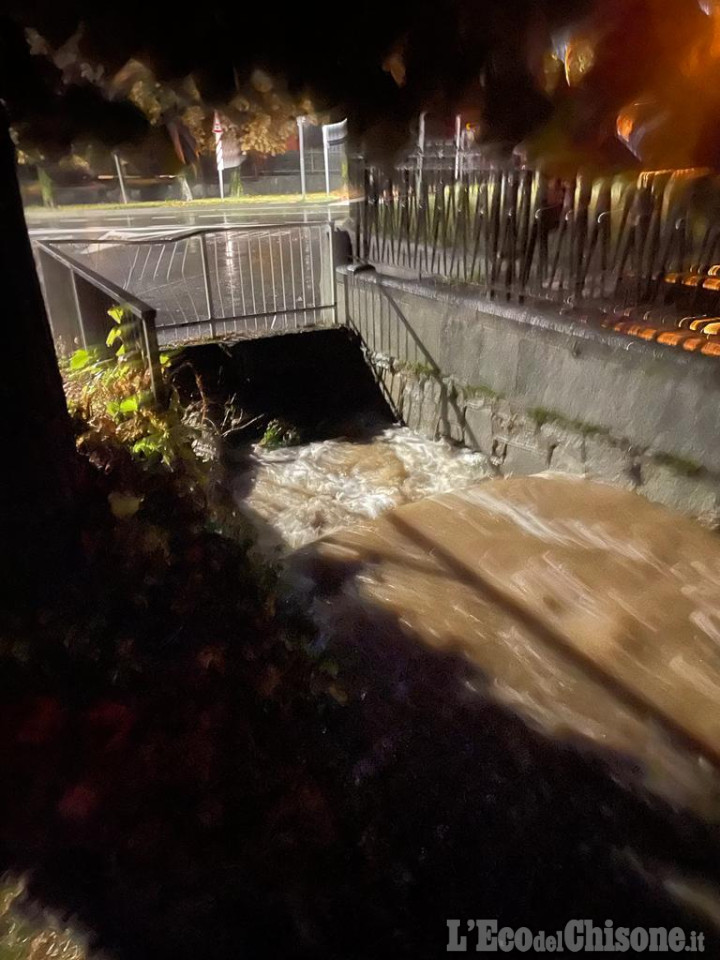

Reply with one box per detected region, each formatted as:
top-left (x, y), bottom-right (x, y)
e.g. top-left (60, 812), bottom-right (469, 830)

top-left (42, 222), bottom-right (337, 345)
top-left (36, 221), bottom-right (338, 404)
top-left (35, 240), bottom-right (165, 404)
top-left (358, 164), bottom-right (720, 322)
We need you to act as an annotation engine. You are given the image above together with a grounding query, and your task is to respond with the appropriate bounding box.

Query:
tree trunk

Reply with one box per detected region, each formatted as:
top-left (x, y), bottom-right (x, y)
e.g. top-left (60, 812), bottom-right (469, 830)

top-left (0, 114), bottom-right (80, 595)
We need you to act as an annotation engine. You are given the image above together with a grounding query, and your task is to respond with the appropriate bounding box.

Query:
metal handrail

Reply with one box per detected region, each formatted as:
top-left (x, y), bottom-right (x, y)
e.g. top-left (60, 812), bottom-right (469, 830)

top-left (35, 239), bottom-right (164, 405)
top-left (36, 240), bottom-right (157, 317)
top-left (158, 303), bottom-right (333, 331)
top-left (35, 221), bottom-right (339, 394)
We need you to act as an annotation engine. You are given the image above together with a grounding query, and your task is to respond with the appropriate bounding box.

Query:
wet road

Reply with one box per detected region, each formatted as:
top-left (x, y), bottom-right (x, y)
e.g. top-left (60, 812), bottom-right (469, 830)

top-left (26, 197), bottom-right (354, 241)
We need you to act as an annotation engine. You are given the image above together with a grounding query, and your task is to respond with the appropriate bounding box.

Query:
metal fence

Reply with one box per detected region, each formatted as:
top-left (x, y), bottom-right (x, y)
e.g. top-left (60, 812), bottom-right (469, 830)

top-left (358, 164), bottom-right (720, 322)
top-left (22, 148), bottom-right (349, 207)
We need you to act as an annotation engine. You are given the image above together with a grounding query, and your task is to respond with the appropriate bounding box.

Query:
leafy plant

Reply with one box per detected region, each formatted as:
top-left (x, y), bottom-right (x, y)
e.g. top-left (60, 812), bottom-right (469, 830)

top-left (63, 307), bottom-right (199, 474)
top-left (258, 418), bottom-right (300, 450)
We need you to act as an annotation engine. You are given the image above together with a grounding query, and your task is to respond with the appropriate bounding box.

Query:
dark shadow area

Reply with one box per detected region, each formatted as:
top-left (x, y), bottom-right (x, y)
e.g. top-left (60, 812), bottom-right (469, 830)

top-left (170, 327), bottom-right (394, 446)
top-left (283, 544), bottom-right (720, 955)
top-left (1, 524), bottom-right (720, 959)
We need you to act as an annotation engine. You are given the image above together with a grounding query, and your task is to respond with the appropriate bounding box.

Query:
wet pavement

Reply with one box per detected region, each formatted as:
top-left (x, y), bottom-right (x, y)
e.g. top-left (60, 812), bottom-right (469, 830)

top-left (26, 197), bottom-right (353, 241)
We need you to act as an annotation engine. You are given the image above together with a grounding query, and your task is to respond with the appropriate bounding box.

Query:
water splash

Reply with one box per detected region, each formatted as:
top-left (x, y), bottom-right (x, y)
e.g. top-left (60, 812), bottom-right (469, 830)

top-left (231, 426), bottom-right (491, 553)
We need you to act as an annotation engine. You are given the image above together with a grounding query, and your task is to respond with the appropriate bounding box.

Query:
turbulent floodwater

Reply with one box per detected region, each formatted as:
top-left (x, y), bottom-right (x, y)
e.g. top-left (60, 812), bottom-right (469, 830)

top-left (230, 425), bottom-right (491, 553)
top-left (231, 429), bottom-right (720, 823)
top-left (228, 429), bottom-right (720, 929)
top-left (287, 474), bottom-right (720, 825)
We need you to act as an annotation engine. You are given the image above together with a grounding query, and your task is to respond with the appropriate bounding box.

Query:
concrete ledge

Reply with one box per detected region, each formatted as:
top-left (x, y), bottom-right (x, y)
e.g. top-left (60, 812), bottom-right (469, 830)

top-left (338, 267), bottom-right (720, 522)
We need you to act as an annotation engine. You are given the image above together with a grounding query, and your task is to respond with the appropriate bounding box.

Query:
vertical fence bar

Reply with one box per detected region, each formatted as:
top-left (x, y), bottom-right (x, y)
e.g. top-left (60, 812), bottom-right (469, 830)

top-left (322, 125), bottom-right (331, 196)
top-left (199, 234), bottom-right (215, 325)
top-left (36, 248), bottom-right (83, 353)
top-left (356, 161), bottom-right (720, 324)
top-left (258, 230), bottom-right (268, 329)
top-left (267, 233), bottom-right (277, 330)
top-left (325, 222), bottom-right (338, 324)
top-left (140, 309), bottom-right (166, 407)
top-left (298, 118), bottom-right (307, 199)
top-left (307, 226), bottom-right (317, 318)
top-left (298, 229), bottom-right (308, 320)
top-left (70, 270), bottom-right (87, 349)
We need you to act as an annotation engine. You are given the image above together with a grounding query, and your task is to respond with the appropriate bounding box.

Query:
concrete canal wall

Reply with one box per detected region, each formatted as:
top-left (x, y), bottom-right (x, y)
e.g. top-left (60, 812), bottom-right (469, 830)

top-left (338, 267), bottom-right (720, 524)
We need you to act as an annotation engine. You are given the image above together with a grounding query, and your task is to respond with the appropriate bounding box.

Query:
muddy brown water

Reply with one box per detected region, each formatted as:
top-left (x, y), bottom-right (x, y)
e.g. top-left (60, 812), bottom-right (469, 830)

top-left (234, 430), bottom-right (720, 814)
top-left (231, 429), bottom-right (720, 937)
top-left (288, 476), bottom-right (720, 819)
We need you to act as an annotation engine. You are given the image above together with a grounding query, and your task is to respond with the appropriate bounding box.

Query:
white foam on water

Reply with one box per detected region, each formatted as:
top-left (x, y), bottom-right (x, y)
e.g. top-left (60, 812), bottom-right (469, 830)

top-left (232, 426), bottom-right (491, 552)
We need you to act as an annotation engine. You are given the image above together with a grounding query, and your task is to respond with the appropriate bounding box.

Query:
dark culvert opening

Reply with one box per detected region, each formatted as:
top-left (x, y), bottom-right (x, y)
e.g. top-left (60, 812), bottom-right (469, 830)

top-left (170, 327), bottom-right (394, 445)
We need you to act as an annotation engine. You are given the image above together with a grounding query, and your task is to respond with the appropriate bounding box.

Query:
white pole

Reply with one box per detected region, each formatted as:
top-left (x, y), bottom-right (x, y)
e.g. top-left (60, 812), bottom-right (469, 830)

top-left (113, 151), bottom-right (128, 204)
top-left (297, 117), bottom-right (307, 199)
top-left (418, 111), bottom-right (426, 155)
top-left (213, 113), bottom-right (224, 200)
top-left (454, 114), bottom-right (462, 181)
top-left (322, 124), bottom-right (331, 196)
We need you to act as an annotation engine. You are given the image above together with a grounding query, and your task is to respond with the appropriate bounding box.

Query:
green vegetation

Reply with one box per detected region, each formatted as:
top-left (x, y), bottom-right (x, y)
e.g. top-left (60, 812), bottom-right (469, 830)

top-left (652, 451), bottom-right (704, 477)
top-left (393, 359), bottom-right (438, 380)
top-left (36, 167), bottom-right (54, 208)
top-left (63, 316), bottom-right (200, 475)
top-left (528, 406), bottom-right (609, 437)
top-left (259, 418), bottom-right (301, 450)
top-left (460, 382), bottom-right (503, 402)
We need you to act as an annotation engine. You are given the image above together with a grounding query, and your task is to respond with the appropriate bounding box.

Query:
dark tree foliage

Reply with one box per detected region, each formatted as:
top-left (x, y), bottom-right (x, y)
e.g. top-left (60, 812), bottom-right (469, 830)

top-left (1, 0), bottom-right (587, 151)
top-left (4, 0), bottom-right (720, 158)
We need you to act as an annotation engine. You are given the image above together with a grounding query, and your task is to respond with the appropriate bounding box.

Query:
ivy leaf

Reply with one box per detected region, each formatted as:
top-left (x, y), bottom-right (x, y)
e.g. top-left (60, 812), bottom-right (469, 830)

top-left (159, 348), bottom-right (179, 367)
top-left (132, 436), bottom-right (161, 458)
top-left (69, 349), bottom-right (91, 371)
top-left (119, 396), bottom-right (139, 415)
